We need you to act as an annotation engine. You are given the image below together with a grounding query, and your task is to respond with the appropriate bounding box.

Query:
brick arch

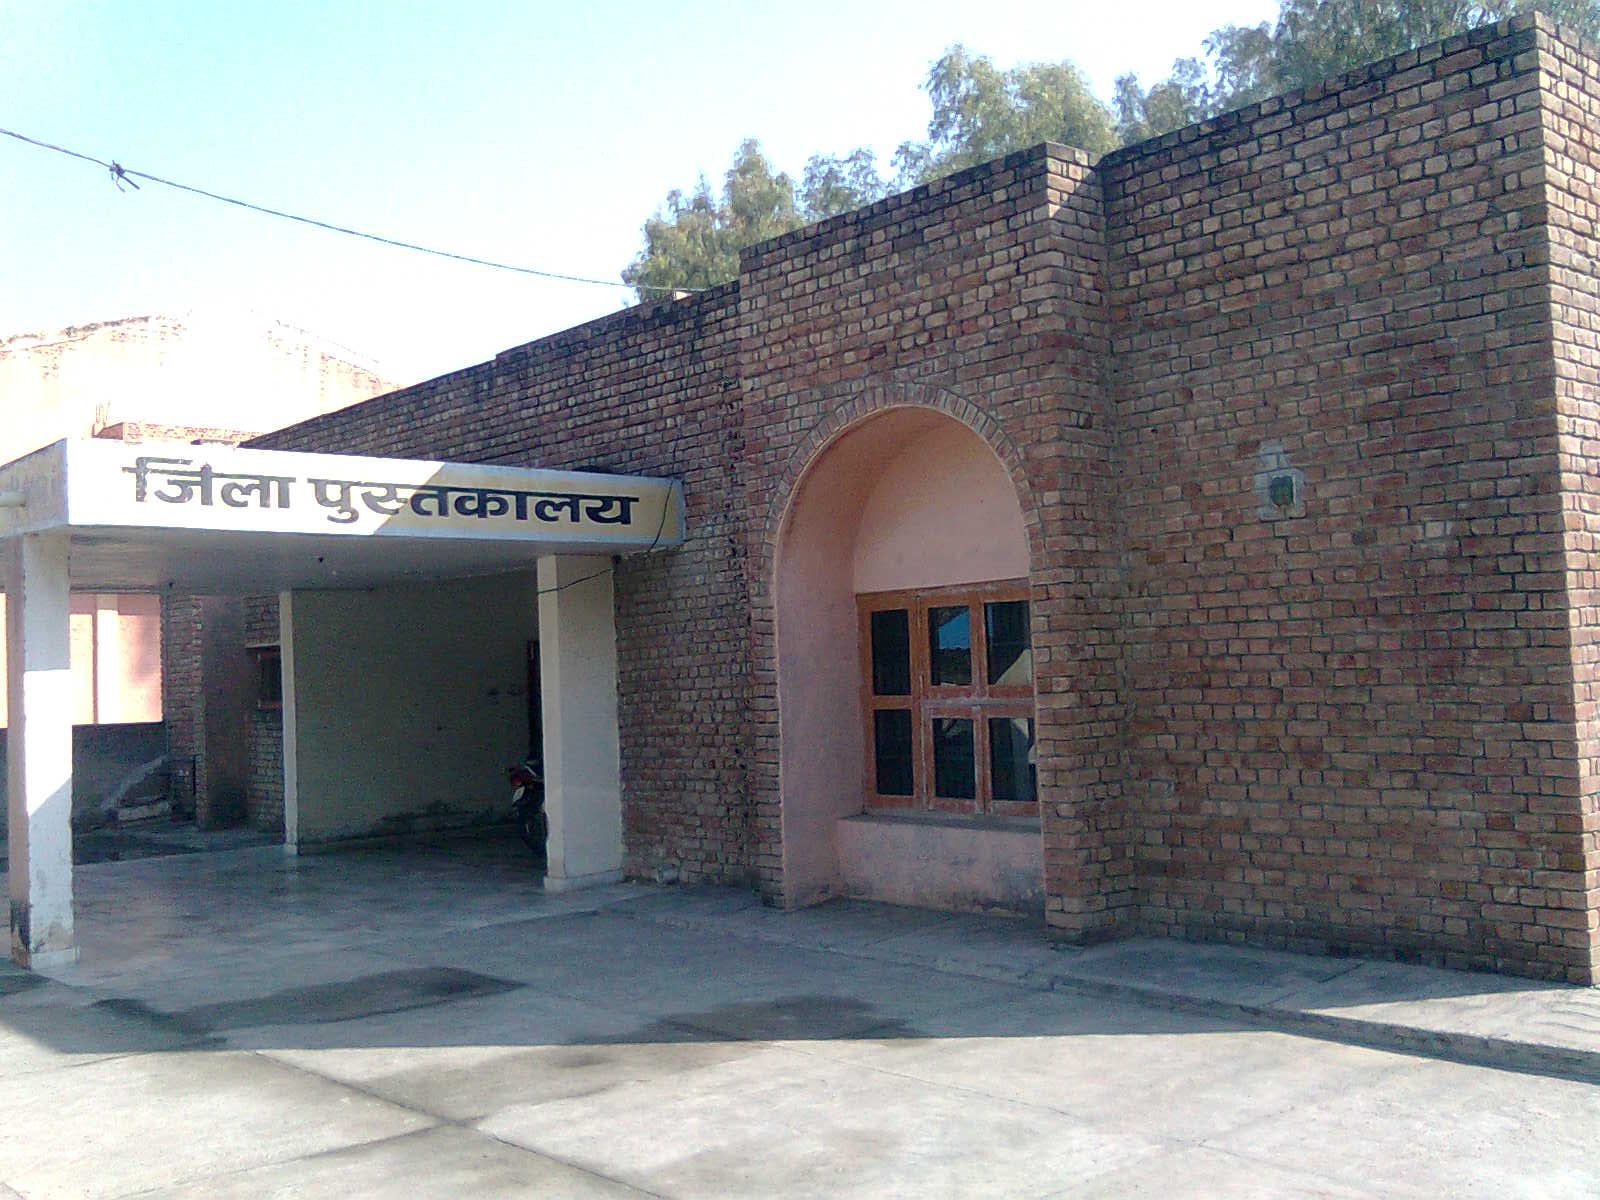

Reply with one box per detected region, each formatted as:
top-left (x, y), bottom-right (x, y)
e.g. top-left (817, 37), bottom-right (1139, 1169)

top-left (746, 375), bottom-right (1046, 906)
top-left (759, 378), bottom-right (1043, 576)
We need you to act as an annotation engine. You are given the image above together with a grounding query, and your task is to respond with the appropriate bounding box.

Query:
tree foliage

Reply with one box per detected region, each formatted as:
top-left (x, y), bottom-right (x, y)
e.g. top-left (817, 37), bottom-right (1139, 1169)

top-left (621, 140), bottom-right (894, 295)
top-left (628, 0), bottom-right (1600, 296)
top-left (621, 140), bottom-right (802, 297)
top-left (1116, 0), bottom-right (1600, 141)
top-left (801, 148), bottom-right (891, 220)
top-left (909, 47), bottom-right (1118, 176)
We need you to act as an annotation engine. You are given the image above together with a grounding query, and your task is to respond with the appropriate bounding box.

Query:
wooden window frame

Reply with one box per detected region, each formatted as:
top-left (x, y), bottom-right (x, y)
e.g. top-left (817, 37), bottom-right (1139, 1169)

top-left (858, 580), bottom-right (1036, 819)
top-left (248, 644), bottom-right (283, 711)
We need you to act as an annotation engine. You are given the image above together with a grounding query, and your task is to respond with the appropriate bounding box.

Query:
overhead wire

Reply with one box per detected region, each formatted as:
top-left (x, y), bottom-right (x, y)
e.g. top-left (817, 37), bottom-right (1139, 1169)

top-left (0, 125), bottom-right (695, 296)
top-left (2, 123), bottom-right (691, 593)
top-left (533, 475), bottom-right (678, 597)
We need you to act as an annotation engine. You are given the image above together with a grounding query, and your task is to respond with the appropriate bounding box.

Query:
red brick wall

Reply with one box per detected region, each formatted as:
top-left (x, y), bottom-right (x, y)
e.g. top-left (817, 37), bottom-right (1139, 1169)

top-left (1538, 19), bottom-right (1600, 974)
top-left (252, 288), bottom-right (752, 885)
top-left (243, 596), bottom-right (284, 834)
top-left (1106, 16), bottom-right (1594, 978)
top-left (160, 595), bottom-right (203, 817)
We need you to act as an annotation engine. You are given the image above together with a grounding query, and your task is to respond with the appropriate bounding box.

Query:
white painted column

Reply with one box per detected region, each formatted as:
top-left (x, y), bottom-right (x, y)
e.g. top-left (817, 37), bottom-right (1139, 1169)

top-left (92, 594), bottom-right (121, 724)
top-left (278, 590), bottom-right (300, 855)
top-left (537, 555), bottom-right (623, 892)
top-left (6, 531), bottom-right (77, 967)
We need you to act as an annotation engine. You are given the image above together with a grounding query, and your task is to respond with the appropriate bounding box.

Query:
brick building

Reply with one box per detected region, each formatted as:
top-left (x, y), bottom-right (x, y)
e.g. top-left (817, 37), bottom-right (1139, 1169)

top-left (241, 15), bottom-right (1600, 982)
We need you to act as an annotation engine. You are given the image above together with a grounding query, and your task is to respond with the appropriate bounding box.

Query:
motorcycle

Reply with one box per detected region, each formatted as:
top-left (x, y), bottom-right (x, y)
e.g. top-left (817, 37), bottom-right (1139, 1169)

top-left (508, 760), bottom-right (548, 866)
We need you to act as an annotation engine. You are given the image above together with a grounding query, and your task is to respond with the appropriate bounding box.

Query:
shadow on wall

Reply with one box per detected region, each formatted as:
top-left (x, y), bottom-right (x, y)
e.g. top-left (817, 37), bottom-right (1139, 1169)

top-left (0, 722), bottom-right (168, 833)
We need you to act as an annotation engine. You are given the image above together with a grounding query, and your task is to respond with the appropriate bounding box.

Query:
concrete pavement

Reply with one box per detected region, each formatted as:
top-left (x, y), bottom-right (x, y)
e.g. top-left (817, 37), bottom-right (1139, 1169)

top-left (0, 839), bottom-right (1596, 1197)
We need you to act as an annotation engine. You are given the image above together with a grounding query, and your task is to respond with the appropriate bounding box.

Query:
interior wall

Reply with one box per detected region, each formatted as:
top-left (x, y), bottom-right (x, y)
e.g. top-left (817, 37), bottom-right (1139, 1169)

top-left (285, 571), bottom-right (538, 846)
top-left (198, 596), bottom-right (251, 827)
top-left (776, 409), bottom-right (1031, 905)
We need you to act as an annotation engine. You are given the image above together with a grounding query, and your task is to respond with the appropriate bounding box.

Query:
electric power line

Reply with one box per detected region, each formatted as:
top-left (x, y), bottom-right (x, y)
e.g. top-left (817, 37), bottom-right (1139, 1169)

top-left (0, 125), bottom-right (692, 295)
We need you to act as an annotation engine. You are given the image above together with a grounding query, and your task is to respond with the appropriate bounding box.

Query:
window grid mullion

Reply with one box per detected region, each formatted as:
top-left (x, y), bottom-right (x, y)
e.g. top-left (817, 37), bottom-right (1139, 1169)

top-left (860, 581), bottom-right (1032, 816)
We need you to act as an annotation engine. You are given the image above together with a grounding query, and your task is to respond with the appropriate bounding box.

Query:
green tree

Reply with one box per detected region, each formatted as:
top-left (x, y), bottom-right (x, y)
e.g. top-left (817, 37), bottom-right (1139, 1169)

top-left (1119, 0), bottom-right (1600, 135)
top-left (624, 46), bottom-right (1119, 296)
top-left (1266, 1), bottom-right (1599, 91)
top-left (912, 46), bottom-right (1117, 177)
top-left (1266, 2), bottom-right (1500, 92)
top-left (621, 139), bottom-right (803, 297)
top-left (626, 0), bottom-right (1600, 297)
top-left (1113, 57), bottom-right (1211, 145)
top-left (800, 149), bottom-right (889, 220)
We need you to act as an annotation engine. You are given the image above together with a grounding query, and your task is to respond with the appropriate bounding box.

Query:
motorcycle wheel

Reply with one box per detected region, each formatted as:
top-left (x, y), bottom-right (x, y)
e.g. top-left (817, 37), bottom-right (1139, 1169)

top-left (517, 804), bottom-right (548, 865)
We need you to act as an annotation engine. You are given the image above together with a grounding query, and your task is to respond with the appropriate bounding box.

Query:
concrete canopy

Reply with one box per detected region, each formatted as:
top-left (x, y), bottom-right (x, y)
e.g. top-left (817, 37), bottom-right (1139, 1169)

top-left (0, 439), bottom-right (685, 591)
top-left (1, 439), bottom-right (683, 968)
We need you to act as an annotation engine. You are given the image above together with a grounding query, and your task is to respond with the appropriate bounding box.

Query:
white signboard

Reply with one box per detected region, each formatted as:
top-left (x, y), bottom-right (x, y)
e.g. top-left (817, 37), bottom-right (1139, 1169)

top-left (50, 440), bottom-right (684, 549)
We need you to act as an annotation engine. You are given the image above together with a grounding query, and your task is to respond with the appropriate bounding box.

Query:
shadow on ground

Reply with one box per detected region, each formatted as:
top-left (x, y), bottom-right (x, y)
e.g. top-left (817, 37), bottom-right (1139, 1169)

top-left (3, 841), bottom-right (1599, 1200)
top-left (0, 837), bottom-right (1586, 1073)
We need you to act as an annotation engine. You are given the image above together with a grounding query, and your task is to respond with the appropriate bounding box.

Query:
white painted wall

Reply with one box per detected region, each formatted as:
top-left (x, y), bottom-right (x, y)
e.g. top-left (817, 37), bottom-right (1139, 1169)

top-left (0, 312), bottom-right (396, 467)
top-left (283, 572), bottom-right (538, 846)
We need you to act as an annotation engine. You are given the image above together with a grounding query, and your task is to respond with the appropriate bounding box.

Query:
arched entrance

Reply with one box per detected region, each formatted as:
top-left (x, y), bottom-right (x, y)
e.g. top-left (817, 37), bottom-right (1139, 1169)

top-left (773, 405), bottom-right (1042, 912)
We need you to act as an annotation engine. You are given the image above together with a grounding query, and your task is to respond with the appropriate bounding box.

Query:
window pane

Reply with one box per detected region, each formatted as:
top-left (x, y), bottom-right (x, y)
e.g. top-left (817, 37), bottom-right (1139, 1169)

top-left (928, 605), bottom-right (972, 686)
top-left (986, 600), bottom-right (1032, 687)
top-left (932, 717), bottom-right (976, 799)
top-left (870, 609), bottom-right (911, 696)
top-left (989, 717), bottom-right (1037, 804)
top-left (873, 710), bottom-right (914, 796)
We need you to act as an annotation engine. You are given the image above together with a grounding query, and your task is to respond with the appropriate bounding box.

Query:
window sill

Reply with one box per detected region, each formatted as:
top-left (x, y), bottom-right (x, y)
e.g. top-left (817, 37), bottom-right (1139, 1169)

top-left (844, 809), bottom-right (1040, 835)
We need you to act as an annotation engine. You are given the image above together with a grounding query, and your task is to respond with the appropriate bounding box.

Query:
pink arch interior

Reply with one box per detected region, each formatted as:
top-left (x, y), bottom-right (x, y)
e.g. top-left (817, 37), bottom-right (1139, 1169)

top-left (775, 408), bottom-right (1030, 904)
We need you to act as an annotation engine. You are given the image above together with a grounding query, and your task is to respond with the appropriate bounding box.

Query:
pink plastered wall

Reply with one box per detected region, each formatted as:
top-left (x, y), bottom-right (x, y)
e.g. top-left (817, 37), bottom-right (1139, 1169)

top-left (0, 593), bottom-right (161, 727)
top-left (775, 410), bottom-right (1030, 904)
top-left (853, 421), bottom-right (1029, 593)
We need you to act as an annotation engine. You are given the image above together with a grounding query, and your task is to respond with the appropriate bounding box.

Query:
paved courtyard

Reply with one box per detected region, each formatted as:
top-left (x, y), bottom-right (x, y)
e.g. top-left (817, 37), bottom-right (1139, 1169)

top-left (0, 839), bottom-right (1597, 1198)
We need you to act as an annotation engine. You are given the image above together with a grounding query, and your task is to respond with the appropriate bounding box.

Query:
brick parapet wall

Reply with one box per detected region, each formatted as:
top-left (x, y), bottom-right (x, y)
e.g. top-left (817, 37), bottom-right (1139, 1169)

top-left (1102, 15), bottom-right (1595, 979)
top-left (1536, 17), bottom-right (1600, 976)
top-left (251, 288), bottom-right (752, 885)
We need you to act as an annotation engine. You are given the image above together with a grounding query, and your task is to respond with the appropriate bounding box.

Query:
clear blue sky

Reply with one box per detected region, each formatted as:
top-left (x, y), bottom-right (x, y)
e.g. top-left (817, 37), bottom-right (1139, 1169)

top-left (2, 1), bottom-right (1278, 384)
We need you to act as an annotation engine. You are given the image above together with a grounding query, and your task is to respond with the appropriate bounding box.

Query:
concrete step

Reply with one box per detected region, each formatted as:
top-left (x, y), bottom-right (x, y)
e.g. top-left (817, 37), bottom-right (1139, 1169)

top-left (115, 799), bottom-right (171, 824)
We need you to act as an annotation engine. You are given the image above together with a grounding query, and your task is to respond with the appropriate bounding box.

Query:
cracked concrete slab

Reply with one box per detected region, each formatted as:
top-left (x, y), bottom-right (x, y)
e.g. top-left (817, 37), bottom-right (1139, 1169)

top-left (481, 1041), bottom-right (1170, 1199)
top-left (143, 1126), bottom-right (654, 1199)
top-left (0, 1048), bottom-right (433, 1199)
top-left (0, 840), bottom-right (1597, 1198)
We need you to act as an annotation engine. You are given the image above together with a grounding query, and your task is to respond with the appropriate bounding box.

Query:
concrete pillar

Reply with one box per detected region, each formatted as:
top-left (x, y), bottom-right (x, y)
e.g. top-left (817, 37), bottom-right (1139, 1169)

top-left (537, 555), bottom-right (623, 891)
top-left (6, 531), bottom-right (77, 967)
